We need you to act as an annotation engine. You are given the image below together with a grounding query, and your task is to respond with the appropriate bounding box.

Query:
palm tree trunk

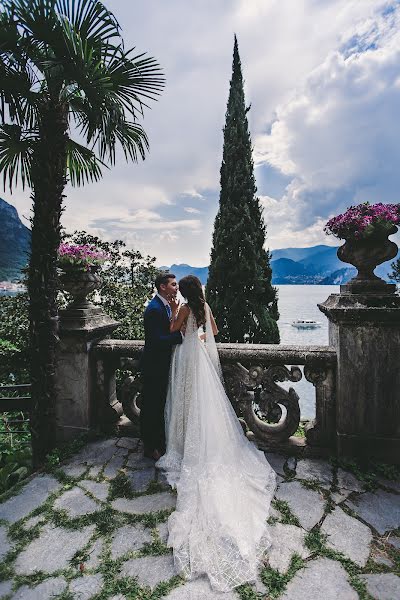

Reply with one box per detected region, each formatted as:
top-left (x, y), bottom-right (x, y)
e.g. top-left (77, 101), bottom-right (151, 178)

top-left (29, 99), bottom-right (68, 467)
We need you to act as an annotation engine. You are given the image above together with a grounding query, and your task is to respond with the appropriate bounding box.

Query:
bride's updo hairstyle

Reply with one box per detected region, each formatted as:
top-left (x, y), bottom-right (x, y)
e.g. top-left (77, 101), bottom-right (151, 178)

top-left (179, 275), bottom-right (206, 327)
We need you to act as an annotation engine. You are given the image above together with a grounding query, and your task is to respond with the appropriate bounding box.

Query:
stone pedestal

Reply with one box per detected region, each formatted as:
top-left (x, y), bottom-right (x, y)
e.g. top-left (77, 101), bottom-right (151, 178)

top-left (54, 306), bottom-right (119, 442)
top-left (319, 287), bottom-right (400, 464)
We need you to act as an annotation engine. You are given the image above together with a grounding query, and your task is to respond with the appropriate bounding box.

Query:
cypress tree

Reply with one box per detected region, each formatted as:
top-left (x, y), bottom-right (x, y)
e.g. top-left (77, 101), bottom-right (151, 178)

top-left (206, 36), bottom-right (280, 344)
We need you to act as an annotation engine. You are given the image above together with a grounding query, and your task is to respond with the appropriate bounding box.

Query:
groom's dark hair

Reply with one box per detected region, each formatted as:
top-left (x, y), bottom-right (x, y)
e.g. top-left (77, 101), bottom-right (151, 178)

top-left (155, 272), bottom-right (176, 292)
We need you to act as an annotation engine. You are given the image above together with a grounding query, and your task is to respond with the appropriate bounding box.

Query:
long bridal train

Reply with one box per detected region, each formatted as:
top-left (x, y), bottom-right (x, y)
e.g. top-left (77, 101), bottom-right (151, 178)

top-left (157, 307), bottom-right (276, 592)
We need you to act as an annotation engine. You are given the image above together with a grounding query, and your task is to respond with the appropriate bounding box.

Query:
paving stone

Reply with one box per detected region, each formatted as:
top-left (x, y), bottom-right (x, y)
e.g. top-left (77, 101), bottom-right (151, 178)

top-left (0, 580), bottom-right (13, 598)
top-left (116, 437), bottom-right (140, 451)
top-left (71, 438), bottom-right (117, 466)
top-left (264, 452), bottom-right (286, 475)
top-left (269, 506), bottom-right (282, 521)
top-left (164, 577), bottom-right (238, 599)
top-left (321, 507), bottom-right (372, 566)
top-left (377, 477), bottom-right (400, 493)
top-left (359, 573), bottom-right (400, 600)
top-left (285, 456), bottom-right (297, 473)
top-left (114, 447), bottom-right (129, 457)
top-left (120, 554), bottom-right (176, 588)
top-left (295, 458), bottom-right (333, 488)
top-left (156, 521), bottom-right (169, 544)
top-left (61, 463), bottom-right (87, 478)
top-left (88, 465), bottom-right (102, 478)
top-left (69, 574), bottom-right (104, 600)
top-left (346, 489), bottom-right (400, 534)
top-left (374, 555), bottom-right (393, 567)
top-left (337, 468), bottom-right (364, 493)
top-left (126, 468), bottom-right (156, 492)
top-left (254, 574), bottom-right (268, 597)
top-left (268, 523), bottom-right (310, 573)
top-left (157, 470), bottom-right (171, 489)
top-left (280, 557), bottom-right (358, 600)
top-left (111, 524), bottom-right (152, 559)
top-left (14, 524), bottom-right (95, 574)
top-left (22, 515), bottom-right (45, 530)
top-left (0, 525), bottom-right (12, 560)
top-left (126, 453), bottom-right (155, 470)
top-left (79, 480), bottom-right (109, 502)
top-left (54, 487), bottom-right (99, 517)
top-left (387, 535), bottom-right (400, 550)
top-left (275, 481), bottom-right (325, 530)
top-left (112, 491), bottom-right (176, 515)
top-left (103, 455), bottom-right (125, 478)
top-left (0, 475), bottom-right (61, 523)
top-left (85, 537), bottom-right (104, 570)
top-left (11, 577), bottom-right (67, 600)
top-left (331, 489), bottom-right (351, 504)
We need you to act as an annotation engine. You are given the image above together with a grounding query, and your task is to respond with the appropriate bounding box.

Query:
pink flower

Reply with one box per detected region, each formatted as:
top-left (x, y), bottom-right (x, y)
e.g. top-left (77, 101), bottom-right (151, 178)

top-left (324, 202), bottom-right (400, 241)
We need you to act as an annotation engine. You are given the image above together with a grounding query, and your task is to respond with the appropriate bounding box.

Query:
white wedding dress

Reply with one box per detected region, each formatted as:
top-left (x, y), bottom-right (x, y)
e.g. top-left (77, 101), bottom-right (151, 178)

top-left (156, 305), bottom-right (276, 592)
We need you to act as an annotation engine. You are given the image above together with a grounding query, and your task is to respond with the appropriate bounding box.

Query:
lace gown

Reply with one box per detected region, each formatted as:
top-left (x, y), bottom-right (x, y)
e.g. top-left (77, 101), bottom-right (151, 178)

top-left (156, 305), bottom-right (276, 592)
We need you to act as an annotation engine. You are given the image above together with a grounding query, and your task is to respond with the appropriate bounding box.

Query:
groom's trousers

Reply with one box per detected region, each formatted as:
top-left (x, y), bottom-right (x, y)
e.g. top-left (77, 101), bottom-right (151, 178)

top-left (140, 369), bottom-right (169, 453)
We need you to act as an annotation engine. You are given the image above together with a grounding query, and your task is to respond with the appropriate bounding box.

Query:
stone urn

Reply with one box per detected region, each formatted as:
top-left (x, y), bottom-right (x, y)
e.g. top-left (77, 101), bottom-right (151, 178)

top-left (59, 265), bottom-right (101, 309)
top-left (337, 224), bottom-right (398, 292)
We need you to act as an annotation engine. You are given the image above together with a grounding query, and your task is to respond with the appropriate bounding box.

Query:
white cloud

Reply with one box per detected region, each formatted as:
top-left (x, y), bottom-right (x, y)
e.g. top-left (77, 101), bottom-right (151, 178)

top-left (256, 2), bottom-right (400, 249)
top-left (184, 207), bottom-right (202, 214)
top-left (5, 0), bottom-right (400, 264)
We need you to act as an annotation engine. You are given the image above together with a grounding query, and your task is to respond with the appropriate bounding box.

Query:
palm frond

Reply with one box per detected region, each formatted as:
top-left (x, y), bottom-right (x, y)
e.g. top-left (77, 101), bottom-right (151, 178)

top-left (66, 138), bottom-right (106, 186)
top-left (0, 123), bottom-right (35, 190)
top-left (56, 0), bottom-right (120, 46)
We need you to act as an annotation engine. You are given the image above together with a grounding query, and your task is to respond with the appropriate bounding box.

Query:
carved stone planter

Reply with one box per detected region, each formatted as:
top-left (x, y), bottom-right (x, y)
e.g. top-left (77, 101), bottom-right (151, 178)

top-left (59, 266), bottom-right (101, 308)
top-left (337, 224), bottom-right (398, 294)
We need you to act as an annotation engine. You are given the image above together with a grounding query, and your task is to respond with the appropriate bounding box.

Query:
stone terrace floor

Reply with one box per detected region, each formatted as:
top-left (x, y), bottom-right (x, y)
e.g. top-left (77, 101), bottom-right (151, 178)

top-left (0, 437), bottom-right (399, 600)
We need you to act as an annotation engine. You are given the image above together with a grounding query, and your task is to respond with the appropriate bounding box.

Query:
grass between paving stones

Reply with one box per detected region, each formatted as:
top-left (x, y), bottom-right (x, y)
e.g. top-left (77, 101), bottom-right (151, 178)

top-left (44, 432), bottom-right (107, 470)
top-left (271, 499), bottom-right (300, 527)
top-left (236, 583), bottom-right (260, 599)
top-left (304, 527), bottom-right (374, 600)
top-left (330, 457), bottom-right (400, 492)
top-left (259, 554), bottom-right (305, 598)
top-left (109, 472), bottom-right (166, 502)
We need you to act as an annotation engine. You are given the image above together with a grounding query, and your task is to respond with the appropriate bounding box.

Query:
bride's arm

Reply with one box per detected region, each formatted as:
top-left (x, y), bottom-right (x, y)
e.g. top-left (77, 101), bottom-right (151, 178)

top-left (170, 304), bottom-right (190, 333)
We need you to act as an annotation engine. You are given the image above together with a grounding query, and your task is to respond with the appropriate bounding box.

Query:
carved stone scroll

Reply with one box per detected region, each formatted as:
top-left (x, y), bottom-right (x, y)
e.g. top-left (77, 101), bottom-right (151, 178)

top-left (223, 362), bottom-right (301, 444)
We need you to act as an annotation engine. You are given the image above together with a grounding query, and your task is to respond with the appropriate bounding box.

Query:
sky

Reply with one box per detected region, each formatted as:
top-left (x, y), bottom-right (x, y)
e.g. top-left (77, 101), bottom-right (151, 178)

top-left (7, 0), bottom-right (400, 267)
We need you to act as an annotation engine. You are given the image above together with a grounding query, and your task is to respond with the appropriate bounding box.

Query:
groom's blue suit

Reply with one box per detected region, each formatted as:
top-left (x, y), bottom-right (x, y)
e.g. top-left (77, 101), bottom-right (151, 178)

top-left (140, 295), bottom-right (182, 453)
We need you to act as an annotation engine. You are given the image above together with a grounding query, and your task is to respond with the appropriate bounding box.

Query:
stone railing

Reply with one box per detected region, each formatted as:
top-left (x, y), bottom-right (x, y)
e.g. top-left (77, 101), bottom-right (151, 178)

top-left (92, 340), bottom-right (337, 452)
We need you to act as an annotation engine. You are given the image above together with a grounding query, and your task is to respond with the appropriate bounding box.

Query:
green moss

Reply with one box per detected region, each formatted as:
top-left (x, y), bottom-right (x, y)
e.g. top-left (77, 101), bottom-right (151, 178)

top-left (305, 528), bottom-right (328, 554)
top-left (272, 499), bottom-right (300, 527)
top-left (236, 583), bottom-right (260, 599)
top-left (260, 554), bottom-right (305, 598)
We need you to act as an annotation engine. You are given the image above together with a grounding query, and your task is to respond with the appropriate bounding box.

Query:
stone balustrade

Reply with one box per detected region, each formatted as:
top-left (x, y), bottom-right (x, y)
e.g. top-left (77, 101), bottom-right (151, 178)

top-left (92, 340), bottom-right (337, 453)
top-left (54, 275), bottom-right (400, 463)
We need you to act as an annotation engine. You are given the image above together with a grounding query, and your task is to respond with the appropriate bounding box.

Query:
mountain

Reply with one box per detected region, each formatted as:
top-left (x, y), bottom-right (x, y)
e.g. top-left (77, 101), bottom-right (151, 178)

top-left (160, 264), bottom-right (209, 285)
top-left (162, 244), bottom-right (399, 286)
top-left (271, 245), bottom-right (333, 263)
top-left (0, 198), bottom-right (31, 281)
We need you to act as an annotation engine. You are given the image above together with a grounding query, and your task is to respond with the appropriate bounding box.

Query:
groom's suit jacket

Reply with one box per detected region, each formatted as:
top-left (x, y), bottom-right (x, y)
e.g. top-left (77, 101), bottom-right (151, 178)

top-left (141, 295), bottom-right (182, 377)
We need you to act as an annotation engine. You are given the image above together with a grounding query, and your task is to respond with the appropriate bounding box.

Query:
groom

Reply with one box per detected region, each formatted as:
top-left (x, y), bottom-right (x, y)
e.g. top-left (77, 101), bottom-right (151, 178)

top-left (140, 272), bottom-right (182, 460)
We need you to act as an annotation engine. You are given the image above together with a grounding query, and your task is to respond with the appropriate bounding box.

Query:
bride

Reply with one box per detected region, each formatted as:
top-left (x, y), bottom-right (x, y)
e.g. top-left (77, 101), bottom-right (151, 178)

top-left (156, 275), bottom-right (276, 592)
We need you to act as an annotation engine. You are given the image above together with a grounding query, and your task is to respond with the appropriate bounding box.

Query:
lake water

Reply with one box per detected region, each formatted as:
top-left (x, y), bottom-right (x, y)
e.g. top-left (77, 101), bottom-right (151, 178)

top-left (276, 284), bottom-right (339, 418)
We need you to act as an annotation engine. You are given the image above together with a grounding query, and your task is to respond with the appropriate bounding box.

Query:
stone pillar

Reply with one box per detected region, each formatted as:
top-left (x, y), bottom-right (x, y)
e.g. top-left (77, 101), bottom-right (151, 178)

top-left (319, 285), bottom-right (400, 464)
top-left (54, 306), bottom-right (119, 442)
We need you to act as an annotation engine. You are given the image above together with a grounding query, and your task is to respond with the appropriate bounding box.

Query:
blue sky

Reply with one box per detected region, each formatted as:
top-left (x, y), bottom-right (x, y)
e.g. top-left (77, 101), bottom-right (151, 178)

top-left (9, 0), bottom-right (400, 266)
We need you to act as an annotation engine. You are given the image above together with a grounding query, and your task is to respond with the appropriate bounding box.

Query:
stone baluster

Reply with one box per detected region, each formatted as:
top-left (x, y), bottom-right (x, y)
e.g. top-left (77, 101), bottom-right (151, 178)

top-left (54, 304), bottom-right (119, 442)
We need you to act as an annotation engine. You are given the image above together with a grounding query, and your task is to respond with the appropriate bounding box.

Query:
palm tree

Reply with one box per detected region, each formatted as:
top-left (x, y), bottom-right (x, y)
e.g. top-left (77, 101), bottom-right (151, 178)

top-left (0, 0), bottom-right (164, 465)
